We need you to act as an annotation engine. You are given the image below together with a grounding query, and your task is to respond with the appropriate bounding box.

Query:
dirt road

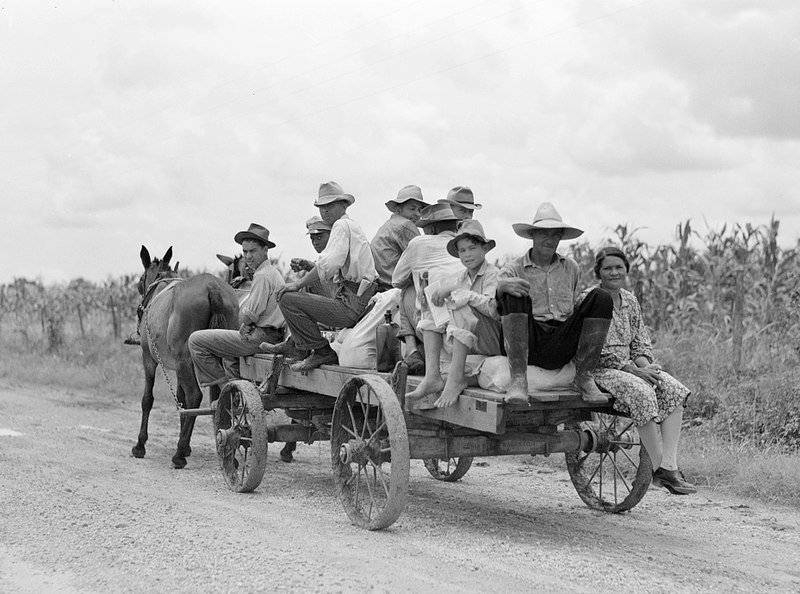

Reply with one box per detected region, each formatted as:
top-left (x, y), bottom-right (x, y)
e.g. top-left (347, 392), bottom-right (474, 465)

top-left (2, 380), bottom-right (799, 593)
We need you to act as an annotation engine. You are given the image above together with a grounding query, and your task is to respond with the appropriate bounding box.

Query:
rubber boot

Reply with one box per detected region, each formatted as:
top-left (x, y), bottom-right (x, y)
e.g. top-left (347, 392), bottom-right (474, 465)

top-left (502, 313), bottom-right (529, 404)
top-left (573, 317), bottom-right (611, 403)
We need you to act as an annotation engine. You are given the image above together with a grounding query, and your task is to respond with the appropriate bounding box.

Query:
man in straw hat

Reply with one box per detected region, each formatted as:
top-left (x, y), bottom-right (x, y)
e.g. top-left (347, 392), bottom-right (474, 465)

top-left (189, 223), bottom-right (286, 388)
top-left (437, 185), bottom-right (480, 221)
top-left (261, 181), bottom-right (378, 371)
top-left (371, 184), bottom-right (428, 291)
top-left (405, 219), bottom-right (502, 408)
top-left (497, 202), bottom-right (613, 404)
top-left (392, 202), bottom-right (465, 375)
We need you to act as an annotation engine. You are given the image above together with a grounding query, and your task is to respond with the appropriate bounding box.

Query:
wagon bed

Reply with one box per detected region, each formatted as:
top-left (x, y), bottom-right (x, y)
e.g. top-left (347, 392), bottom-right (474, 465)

top-left (201, 353), bottom-right (652, 530)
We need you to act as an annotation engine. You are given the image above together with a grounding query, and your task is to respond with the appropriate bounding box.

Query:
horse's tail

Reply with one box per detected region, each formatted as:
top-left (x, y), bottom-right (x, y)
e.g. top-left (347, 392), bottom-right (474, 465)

top-left (207, 283), bottom-right (230, 330)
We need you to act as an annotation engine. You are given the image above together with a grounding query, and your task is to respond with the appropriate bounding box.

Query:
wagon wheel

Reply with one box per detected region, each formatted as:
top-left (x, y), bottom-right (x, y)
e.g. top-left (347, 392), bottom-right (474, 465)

top-left (331, 375), bottom-right (410, 530)
top-left (423, 457), bottom-right (473, 482)
top-left (565, 413), bottom-right (652, 513)
top-left (214, 380), bottom-right (268, 493)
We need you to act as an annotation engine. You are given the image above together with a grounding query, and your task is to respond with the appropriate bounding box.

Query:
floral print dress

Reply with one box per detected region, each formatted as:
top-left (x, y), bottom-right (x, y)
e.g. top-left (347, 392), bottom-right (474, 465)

top-left (576, 287), bottom-right (690, 426)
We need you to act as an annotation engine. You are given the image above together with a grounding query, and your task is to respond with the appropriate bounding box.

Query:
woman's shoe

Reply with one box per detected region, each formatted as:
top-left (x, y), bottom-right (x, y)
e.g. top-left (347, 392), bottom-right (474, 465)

top-left (652, 467), bottom-right (697, 495)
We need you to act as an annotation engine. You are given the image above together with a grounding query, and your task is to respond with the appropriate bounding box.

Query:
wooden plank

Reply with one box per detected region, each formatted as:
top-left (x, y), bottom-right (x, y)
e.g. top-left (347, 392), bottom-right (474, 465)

top-left (406, 392), bottom-right (507, 434)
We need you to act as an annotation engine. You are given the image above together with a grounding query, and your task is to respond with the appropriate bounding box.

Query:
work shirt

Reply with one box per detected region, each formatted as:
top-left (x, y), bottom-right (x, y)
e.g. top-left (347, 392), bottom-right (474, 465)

top-left (499, 250), bottom-right (580, 322)
top-left (317, 214), bottom-right (378, 285)
top-left (392, 232), bottom-right (463, 310)
top-left (240, 260), bottom-right (286, 329)
top-left (370, 214), bottom-right (420, 286)
top-left (451, 260), bottom-right (500, 320)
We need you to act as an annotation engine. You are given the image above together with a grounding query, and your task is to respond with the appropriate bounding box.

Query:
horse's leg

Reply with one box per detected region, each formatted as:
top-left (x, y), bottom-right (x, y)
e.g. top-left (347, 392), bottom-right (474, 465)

top-left (132, 351), bottom-right (157, 458)
top-left (175, 383), bottom-right (191, 458)
top-left (279, 438), bottom-right (297, 463)
top-left (172, 361), bottom-right (202, 469)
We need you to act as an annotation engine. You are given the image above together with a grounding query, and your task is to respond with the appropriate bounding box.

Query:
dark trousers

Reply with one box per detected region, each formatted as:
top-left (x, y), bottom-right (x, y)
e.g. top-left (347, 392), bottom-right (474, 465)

top-left (497, 288), bottom-right (612, 370)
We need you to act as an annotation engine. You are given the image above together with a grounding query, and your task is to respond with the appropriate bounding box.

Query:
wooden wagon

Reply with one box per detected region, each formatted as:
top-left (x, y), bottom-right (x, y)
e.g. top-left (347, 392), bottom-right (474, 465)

top-left (184, 354), bottom-right (652, 530)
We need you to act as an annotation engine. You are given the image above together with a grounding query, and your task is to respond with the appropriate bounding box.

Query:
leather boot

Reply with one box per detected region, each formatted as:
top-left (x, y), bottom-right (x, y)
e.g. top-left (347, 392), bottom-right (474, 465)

top-left (573, 317), bottom-right (611, 403)
top-left (502, 313), bottom-right (529, 404)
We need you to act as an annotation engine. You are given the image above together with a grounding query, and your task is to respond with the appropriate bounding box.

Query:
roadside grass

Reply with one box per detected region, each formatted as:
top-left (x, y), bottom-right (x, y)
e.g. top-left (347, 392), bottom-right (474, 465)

top-left (0, 331), bottom-right (141, 400)
top-left (682, 427), bottom-right (800, 508)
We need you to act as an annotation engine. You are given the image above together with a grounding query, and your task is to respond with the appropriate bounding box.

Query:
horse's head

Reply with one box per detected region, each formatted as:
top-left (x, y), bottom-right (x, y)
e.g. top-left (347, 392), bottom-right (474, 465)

top-left (138, 245), bottom-right (178, 296)
top-left (216, 253), bottom-right (252, 289)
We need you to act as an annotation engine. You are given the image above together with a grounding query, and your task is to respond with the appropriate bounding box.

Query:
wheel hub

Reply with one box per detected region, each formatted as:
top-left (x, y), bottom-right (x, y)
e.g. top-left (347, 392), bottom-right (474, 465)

top-left (339, 438), bottom-right (378, 466)
top-left (216, 427), bottom-right (240, 451)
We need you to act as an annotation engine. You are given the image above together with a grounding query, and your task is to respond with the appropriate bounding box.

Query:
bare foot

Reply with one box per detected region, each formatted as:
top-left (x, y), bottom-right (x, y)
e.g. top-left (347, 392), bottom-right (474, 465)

top-left (434, 376), bottom-right (468, 408)
top-left (406, 375), bottom-right (445, 400)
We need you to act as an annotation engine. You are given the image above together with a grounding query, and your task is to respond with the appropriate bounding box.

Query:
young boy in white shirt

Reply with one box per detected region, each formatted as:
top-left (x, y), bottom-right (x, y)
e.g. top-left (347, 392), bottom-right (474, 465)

top-left (405, 219), bottom-right (501, 408)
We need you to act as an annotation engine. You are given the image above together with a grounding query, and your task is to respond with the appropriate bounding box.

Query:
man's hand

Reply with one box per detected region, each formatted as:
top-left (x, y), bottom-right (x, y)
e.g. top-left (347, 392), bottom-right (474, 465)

top-left (429, 286), bottom-right (450, 307)
top-left (290, 258), bottom-right (314, 273)
top-left (276, 281), bottom-right (302, 301)
top-left (239, 323), bottom-right (255, 338)
top-left (497, 277), bottom-right (530, 298)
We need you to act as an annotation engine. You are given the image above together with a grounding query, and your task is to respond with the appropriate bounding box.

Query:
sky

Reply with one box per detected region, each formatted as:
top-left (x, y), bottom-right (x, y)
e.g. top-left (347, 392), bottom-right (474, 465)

top-left (1, 0), bottom-right (798, 284)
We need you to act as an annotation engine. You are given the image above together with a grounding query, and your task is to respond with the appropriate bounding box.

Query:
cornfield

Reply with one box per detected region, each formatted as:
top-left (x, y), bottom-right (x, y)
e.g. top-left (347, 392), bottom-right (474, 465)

top-left (2, 223), bottom-right (798, 446)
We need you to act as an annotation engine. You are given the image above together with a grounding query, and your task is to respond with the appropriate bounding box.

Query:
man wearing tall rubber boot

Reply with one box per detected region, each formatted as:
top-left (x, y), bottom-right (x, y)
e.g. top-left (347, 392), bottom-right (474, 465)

top-left (496, 202), bottom-right (612, 405)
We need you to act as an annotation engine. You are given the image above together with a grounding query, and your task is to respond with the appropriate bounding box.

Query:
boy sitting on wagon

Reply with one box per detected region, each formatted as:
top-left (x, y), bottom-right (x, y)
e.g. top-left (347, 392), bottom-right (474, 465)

top-left (405, 219), bottom-right (502, 408)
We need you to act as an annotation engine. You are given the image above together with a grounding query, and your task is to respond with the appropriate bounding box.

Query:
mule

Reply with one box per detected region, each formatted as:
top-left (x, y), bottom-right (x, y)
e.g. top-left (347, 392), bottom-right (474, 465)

top-left (132, 245), bottom-right (239, 468)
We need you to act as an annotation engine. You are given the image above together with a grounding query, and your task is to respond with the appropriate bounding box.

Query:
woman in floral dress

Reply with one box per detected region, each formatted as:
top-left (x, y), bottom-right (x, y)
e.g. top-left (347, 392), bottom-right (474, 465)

top-left (576, 246), bottom-right (696, 495)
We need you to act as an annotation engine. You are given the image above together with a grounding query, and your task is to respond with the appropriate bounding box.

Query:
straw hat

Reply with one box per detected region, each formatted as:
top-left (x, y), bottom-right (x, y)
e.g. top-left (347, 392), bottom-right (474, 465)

top-left (446, 219), bottom-right (496, 257)
top-left (511, 202), bottom-right (583, 240)
top-left (314, 181), bottom-right (355, 206)
top-left (305, 215), bottom-right (332, 235)
top-left (234, 223), bottom-right (276, 248)
top-left (385, 184), bottom-right (429, 212)
top-left (437, 186), bottom-right (482, 210)
top-left (415, 203), bottom-right (460, 228)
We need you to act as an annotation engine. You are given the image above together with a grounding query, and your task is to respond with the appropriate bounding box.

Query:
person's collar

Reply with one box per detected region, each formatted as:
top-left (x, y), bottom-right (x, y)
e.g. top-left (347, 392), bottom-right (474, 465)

top-left (467, 259), bottom-right (489, 281)
top-left (523, 249), bottom-right (563, 269)
top-left (253, 259), bottom-right (272, 272)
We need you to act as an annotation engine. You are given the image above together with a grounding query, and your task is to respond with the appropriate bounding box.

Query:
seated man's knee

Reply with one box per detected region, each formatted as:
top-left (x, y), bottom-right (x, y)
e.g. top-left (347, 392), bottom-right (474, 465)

top-left (585, 287), bottom-right (613, 318)
top-left (497, 293), bottom-right (531, 316)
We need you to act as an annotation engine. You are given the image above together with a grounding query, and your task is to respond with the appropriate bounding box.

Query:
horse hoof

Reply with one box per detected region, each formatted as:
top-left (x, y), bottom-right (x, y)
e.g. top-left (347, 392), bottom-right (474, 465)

top-left (279, 452), bottom-right (294, 463)
top-left (172, 456), bottom-right (187, 469)
top-left (131, 446), bottom-right (146, 459)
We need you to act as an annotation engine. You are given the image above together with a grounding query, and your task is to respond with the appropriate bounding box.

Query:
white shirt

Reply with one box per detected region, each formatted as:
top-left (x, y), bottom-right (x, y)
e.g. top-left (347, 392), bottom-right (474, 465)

top-left (317, 214), bottom-right (377, 285)
top-left (392, 232), bottom-right (463, 310)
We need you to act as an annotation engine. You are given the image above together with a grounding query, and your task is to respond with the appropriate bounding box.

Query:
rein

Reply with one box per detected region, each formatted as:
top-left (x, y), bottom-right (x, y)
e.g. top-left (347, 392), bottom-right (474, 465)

top-left (140, 271), bottom-right (183, 411)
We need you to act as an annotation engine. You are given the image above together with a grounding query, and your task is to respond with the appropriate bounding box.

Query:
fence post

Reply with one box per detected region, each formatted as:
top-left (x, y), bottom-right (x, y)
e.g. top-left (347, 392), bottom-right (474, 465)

top-left (109, 294), bottom-right (120, 339)
top-left (732, 270), bottom-right (744, 373)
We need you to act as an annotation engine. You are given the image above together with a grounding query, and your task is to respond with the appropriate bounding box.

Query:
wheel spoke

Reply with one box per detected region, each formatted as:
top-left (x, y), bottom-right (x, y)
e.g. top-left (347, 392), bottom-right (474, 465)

top-left (342, 424), bottom-right (359, 439)
top-left (585, 452), bottom-right (604, 485)
top-left (346, 403), bottom-right (359, 437)
top-left (369, 459), bottom-right (391, 499)
top-left (618, 446), bottom-right (637, 468)
top-left (608, 452), bottom-right (633, 494)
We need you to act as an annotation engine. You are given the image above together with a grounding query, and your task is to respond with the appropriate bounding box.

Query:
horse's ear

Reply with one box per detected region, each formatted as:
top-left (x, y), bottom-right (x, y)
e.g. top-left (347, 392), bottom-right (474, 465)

top-left (174, 261), bottom-right (180, 273)
top-left (216, 254), bottom-right (233, 266)
top-left (162, 246), bottom-right (173, 266)
top-left (140, 245), bottom-right (151, 270)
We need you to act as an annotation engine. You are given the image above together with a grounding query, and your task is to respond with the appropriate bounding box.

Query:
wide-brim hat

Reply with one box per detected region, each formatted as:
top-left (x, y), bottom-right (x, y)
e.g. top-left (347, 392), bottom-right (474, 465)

top-left (415, 203), bottom-right (460, 228)
top-left (314, 181), bottom-right (355, 207)
top-left (438, 185), bottom-right (482, 211)
top-left (305, 215), bottom-right (332, 235)
top-left (512, 202), bottom-right (583, 241)
top-left (385, 184), bottom-right (430, 211)
top-left (447, 219), bottom-right (497, 257)
top-left (234, 222), bottom-right (276, 248)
